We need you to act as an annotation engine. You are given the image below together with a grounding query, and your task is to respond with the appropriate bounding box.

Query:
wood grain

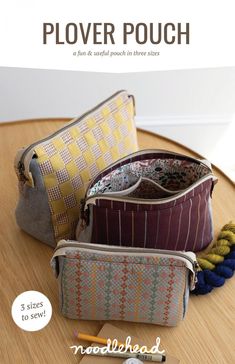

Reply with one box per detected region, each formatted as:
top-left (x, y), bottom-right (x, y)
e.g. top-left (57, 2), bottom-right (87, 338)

top-left (0, 119), bottom-right (234, 364)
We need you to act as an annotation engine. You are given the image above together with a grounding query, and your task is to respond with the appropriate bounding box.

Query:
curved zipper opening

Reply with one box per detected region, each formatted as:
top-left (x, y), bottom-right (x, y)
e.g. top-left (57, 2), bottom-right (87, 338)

top-left (84, 150), bottom-right (213, 201)
top-left (84, 174), bottom-right (214, 209)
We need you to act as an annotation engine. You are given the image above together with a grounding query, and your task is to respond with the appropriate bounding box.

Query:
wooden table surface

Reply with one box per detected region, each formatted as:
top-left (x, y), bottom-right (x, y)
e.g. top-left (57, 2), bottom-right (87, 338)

top-left (0, 119), bottom-right (234, 364)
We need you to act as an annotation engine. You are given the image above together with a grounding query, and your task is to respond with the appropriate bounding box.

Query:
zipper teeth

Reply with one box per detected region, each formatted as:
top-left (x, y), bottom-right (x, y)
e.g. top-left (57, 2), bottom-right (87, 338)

top-left (84, 151), bottom-right (212, 200)
top-left (54, 241), bottom-right (196, 266)
top-left (85, 174), bottom-right (213, 207)
top-left (19, 90), bottom-right (127, 166)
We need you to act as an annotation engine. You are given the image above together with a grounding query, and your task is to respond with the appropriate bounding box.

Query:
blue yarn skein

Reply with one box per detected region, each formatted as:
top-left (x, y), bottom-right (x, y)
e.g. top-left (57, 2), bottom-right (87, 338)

top-left (214, 265), bottom-right (233, 279)
top-left (193, 246), bottom-right (235, 295)
top-left (227, 251), bottom-right (235, 259)
top-left (223, 259), bottom-right (235, 270)
top-left (193, 271), bottom-right (213, 295)
top-left (203, 270), bottom-right (225, 287)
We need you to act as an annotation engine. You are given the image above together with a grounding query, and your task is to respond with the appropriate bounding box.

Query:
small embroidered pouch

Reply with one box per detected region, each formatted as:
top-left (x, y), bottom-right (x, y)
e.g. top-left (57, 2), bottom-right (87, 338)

top-left (14, 91), bottom-right (138, 247)
top-left (77, 150), bottom-right (217, 252)
top-left (51, 240), bottom-right (198, 326)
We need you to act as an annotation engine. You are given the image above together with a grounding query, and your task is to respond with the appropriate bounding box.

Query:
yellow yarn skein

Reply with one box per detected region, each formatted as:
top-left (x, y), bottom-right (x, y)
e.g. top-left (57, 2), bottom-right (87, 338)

top-left (216, 239), bottom-right (230, 247)
top-left (210, 246), bottom-right (230, 255)
top-left (196, 222), bottom-right (235, 271)
top-left (221, 223), bottom-right (235, 234)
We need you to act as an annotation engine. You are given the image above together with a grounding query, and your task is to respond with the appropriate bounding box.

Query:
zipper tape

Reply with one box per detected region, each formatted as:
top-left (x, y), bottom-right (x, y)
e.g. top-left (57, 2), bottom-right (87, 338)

top-left (51, 240), bottom-right (198, 289)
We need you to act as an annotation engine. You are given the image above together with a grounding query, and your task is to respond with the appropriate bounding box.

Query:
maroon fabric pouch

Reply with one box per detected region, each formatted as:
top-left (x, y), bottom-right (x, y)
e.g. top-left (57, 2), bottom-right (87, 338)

top-left (76, 150), bottom-right (217, 252)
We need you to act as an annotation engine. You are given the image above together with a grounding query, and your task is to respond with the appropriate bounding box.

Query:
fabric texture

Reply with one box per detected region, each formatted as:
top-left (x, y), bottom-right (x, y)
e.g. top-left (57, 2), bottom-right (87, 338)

top-left (88, 179), bottom-right (213, 252)
top-left (88, 157), bottom-right (209, 196)
top-left (15, 91), bottom-right (138, 246)
top-left (52, 246), bottom-right (193, 326)
top-left (79, 151), bottom-right (215, 252)
top-left (15, 159), bottom-right (55, 246)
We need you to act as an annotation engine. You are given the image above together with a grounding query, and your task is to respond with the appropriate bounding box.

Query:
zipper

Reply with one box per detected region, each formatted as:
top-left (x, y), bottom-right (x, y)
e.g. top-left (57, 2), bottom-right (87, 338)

top-left (52, 240), bottom-right (199, 288)
top-left (17, 90), bottom-right (132, 182)
top-left (83, 173), bottom-right (214, 211)
top-left (84, 149), bottom-right (213, 201)
top-left (18, 161), bottom-right (26, 182)
top-left (54, 240), bottom-right (198, 270)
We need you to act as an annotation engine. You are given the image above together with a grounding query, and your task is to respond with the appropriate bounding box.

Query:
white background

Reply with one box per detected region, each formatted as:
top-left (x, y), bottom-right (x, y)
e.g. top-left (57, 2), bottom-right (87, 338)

top-left (0, 0), bottom-right (235, 71)
top-left (0, 1), bottom-right (234, 180)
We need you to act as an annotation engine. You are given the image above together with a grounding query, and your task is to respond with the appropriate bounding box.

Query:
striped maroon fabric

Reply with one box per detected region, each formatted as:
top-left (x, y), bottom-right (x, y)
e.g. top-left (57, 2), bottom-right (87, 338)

top-left (90, 179), bottom-right (213, 252)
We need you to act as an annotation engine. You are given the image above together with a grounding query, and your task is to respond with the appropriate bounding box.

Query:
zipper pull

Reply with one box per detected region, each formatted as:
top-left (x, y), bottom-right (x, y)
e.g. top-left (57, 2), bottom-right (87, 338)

top-left (129, 94), bottom-right (136, 116)
top-left (14, 147), bottom-right (35, 187)
top-left (80, 199), bottom-right (89, 226)
top-left (190, 260), bottom-right (200, 290)
top-left (17, 161), bottom-right (27, 183)
top-left (193, 260), bottom-right (200, 271)
top-left (16, 161), bottom-right (30, 193)
top-left (76, 200), bottom-right (89, 238)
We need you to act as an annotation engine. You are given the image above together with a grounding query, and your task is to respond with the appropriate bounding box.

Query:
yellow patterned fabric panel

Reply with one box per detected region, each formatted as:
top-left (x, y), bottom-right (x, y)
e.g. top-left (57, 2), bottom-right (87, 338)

top-left (34, 92), bottom-right (138, 242)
